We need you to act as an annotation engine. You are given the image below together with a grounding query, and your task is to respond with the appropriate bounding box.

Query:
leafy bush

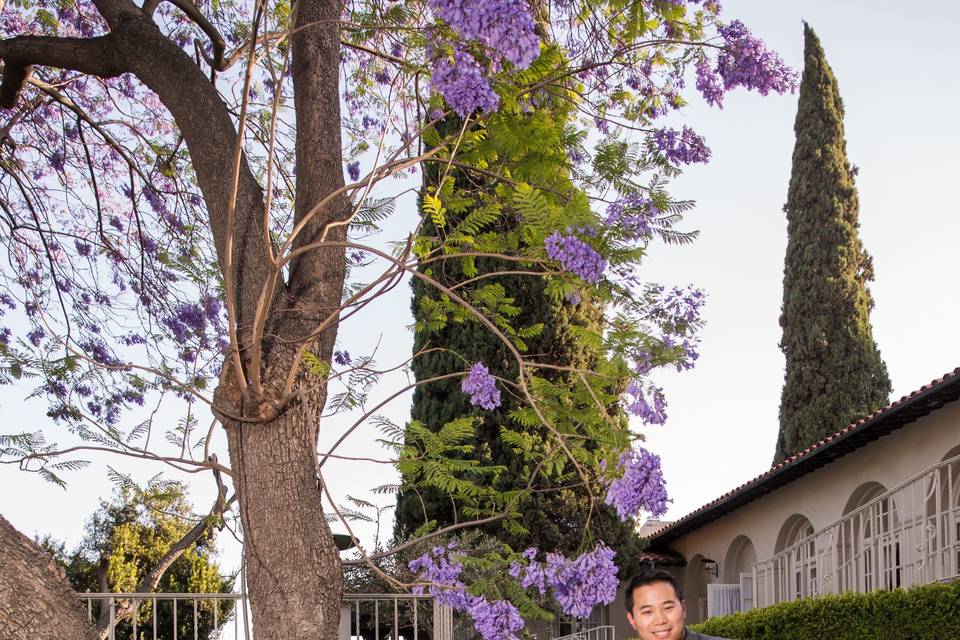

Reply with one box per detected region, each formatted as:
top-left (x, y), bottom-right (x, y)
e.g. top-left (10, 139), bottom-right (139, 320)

top-left (691, 579), bottom-right (960, 640)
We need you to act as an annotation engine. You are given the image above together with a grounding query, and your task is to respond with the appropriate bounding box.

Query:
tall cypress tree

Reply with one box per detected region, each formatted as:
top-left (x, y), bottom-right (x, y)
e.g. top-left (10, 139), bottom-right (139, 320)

top-left (394, 13), bottom-right (643, 568)
top-left (393, 104), bottom-right (644, 572)
top-left (775, 24), bottom-right (891, 463)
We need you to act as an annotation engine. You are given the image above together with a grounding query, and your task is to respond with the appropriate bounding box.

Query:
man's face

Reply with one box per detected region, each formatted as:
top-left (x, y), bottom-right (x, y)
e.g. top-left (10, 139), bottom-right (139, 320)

top-left (626, 580), bottom-right (687, 640)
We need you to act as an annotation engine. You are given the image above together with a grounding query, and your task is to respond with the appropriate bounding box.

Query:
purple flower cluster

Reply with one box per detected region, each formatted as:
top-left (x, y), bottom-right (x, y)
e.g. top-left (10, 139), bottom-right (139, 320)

top-left (430, 0), bottom-right (540, 68)
top-left (544, 232), bottom-right (606, 284)
top-left (661, 334), bottom-right (701, 371)
top-left (432, 48), bottom-right (501, 117)
top-left (604, 448), bottom-right (668, 521)
top-left (653, 126), bottom-right (711, 166)
top-left (334, 350), bottom-right (352, 366)
top-left (604, 194), bottom-right (659, 240)
top-left (624, 381), bottom-right (668, 425)
top-left (161, 294), bottom-right (224, 350)
top-left (410, 544), bottom-right (524, 640)
top-left (695, 58), bottom-right (725, 108)
top-left (347, 161), bottom-right (360, 181)
top-left (409, 543), bottom-right (465, 609)
top-left (510, 544), bottom-right (619, 618)
top-left (695, 20), bottom-right (798, 108)
top-left (462, 362), bottom-right (501, 410)
top-left (650, 285), bottom-right (706, 327)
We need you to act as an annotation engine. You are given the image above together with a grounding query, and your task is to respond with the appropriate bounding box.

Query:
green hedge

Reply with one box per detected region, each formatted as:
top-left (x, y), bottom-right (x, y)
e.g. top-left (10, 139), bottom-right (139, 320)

top-left (690, 579), bottom-right (960, 640)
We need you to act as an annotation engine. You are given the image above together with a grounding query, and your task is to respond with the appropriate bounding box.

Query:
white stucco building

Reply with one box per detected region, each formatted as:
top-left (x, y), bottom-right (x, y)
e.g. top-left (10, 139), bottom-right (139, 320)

top-left (636, 367), bottom-right (960, 625)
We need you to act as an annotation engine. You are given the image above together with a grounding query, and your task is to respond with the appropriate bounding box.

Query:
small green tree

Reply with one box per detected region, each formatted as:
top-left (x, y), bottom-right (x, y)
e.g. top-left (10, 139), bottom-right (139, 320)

top-left (775, 24), bottom-right (891, 463)
top-left (43, 481), bottom-right (233, 640)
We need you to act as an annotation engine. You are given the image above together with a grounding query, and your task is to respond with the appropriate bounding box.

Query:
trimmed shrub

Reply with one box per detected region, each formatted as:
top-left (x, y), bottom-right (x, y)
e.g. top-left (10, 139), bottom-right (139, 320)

top-left (690, 579), bottom-right (960, 640)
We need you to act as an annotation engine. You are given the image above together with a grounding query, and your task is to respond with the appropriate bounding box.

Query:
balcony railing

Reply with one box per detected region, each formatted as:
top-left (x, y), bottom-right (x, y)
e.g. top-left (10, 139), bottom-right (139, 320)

top-left (753, 454), bottom-right (960, 608)
top-left (80, 591), bottom-right (449, 640)
top-left (552, 625), bottom-right (615, 640)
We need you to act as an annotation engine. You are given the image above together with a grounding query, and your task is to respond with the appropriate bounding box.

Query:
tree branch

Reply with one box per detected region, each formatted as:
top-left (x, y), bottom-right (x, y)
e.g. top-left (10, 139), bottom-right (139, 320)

top-left (340, 513), bottom-right (511, 567)
top-left (151, 0), bottom-right (227, 70)
top-left (0, 35), bottom-right (125, 108)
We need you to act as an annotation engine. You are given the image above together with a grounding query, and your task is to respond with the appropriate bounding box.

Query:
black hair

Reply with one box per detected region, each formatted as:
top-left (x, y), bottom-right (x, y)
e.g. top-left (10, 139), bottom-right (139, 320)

top-left (624, 568), bottom-right (684, 612)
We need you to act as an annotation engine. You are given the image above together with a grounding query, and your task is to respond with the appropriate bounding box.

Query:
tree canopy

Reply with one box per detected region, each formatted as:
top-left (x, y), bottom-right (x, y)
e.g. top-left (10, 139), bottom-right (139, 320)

top-left (0, 2), bottom-right (796, 638)
top-left (775, 23), bottom-right (890, 464)
top-left (42, 480), bottom-right (233, 640)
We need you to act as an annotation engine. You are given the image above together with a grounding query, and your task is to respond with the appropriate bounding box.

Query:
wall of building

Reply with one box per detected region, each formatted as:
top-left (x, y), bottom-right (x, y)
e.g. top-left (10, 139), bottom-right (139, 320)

top-left (660, 401), bottom-right (960, 622)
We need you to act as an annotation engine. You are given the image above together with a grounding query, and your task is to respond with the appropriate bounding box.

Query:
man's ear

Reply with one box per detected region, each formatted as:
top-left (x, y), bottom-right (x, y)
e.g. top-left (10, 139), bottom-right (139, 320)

top-left (626, 611), bottom-right (636, 630)
top-left (680, 599), bottom-right (687, 620)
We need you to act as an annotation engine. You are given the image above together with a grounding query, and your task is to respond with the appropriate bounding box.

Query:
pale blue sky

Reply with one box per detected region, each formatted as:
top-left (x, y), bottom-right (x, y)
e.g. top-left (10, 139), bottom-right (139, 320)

top-left (2, 0), bottom-right (959, 572)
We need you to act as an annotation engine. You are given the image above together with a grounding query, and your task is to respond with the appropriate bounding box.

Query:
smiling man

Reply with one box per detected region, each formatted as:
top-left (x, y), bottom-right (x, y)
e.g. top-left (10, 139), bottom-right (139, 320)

top-left (625, 569), bottom-right (731, 640)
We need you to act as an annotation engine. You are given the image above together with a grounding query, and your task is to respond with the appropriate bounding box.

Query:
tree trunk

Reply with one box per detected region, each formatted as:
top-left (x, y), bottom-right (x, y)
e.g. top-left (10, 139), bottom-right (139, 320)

top-left (224, 395), bottom-right (343, 639)
top-left (218, 1), bottom-right (350, 636)
top-left (0, 514), bottom-right (97, 640)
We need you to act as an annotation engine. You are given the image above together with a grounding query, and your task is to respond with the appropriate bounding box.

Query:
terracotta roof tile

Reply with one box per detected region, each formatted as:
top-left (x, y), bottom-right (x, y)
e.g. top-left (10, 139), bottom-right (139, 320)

top-left (636, 550), bottom-right (686, 566)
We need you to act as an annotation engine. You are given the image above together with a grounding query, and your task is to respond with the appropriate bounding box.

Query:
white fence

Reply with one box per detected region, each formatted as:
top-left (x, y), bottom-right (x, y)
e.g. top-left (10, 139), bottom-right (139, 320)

top-left (80, 592), bottom-right (450, 640)
top-left (752, 454), bottom-right (960, 608)
top-left (552, 625), bottom-right (615, 640)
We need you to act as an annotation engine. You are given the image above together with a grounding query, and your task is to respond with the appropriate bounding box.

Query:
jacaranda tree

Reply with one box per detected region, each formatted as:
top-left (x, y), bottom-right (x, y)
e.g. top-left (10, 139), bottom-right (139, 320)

top-left (0, 1), bottom-right (795, 638)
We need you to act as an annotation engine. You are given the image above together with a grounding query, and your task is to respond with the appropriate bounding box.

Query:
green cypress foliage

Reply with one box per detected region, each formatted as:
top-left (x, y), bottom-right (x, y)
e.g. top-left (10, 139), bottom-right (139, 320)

top-left (775, 24), bottom-right (891, 463)
top-left (394, 85), bottom-right (643, 574)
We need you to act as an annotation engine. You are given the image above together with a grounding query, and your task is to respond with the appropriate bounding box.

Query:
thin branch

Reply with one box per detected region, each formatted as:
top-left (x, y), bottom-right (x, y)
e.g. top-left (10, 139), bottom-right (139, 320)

top-left (220, 2), bottom-right (265, 397)
top-left (340, 512), bottom-right (510, 567)
top-left (317, 371), bottom-right (463, 469)
top-left (148, 0), bottom-right (227, 71)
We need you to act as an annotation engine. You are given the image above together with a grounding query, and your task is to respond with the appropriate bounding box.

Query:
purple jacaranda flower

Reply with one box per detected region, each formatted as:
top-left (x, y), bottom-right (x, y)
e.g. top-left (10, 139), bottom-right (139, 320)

top-left (544, 232), bottom-right (606, 284)
top-left (625, 380), bottom-right (668, 425)
top-left (410, 543), bottom-right (524, 640)
top-left (431, 47), bottom-right (500, 117)
top-left (510, 544), bottom-right (619, 618)
top-left (605, 448), bottom-right (668, 520)
top-left (27, 327), bottom-right (44, 346)
top-left (347, 162), bottom-right (361, 181)
top-left (429, 0), bottom-right (540, 68)
top-left (653, 126), bottom-right (711, 165)
top-left (717, 21), bottom-right (798, 97)
top-left (649, 284), bottom-right (706, 328)
top-left (461, 362), bottom-right (501, 410)
top-left (605, 194), bottom-right (659, 240)
top-left (695, 58), bottom-right (725, 107)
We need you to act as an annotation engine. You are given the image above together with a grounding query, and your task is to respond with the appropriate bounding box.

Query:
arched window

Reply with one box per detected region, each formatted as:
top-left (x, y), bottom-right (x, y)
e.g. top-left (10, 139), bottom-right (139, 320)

top-left (837, 481), bottom-right (899, 592)
top-left (684, 554), bottom-right (710, 624)
top-left (722, 535), bottom-right (757, 612)
top-left (939, 445), bottom-right (960, 579)
top-left (774, 515), bottom-right (816, 601)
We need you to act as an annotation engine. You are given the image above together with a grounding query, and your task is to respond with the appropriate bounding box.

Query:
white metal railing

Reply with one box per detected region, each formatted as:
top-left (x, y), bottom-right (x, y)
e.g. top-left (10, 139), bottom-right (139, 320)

top-left (753, 454), bottom-right (960, 608)
top-left (79, 592), bottom-right (244, 640)
top-left (552, 625), bottom-right (615, 640)
top-left (341, 592), bottom-right (449, 640)
top-left (80, 592), bottom-right (450, 640)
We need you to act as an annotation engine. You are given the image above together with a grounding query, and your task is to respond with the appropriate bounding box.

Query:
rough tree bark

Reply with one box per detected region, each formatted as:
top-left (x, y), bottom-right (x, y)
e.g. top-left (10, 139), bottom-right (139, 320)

top-left (0, 514), bottom-right (97, 640)
top-left (0, 1), bottom-right (349, 637)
